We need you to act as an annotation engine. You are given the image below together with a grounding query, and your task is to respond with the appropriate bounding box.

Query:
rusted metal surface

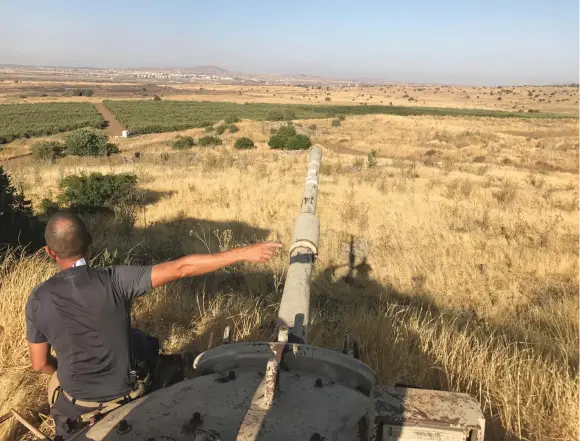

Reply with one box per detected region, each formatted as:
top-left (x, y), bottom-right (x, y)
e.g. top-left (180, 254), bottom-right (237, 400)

top-left (74, 368), bottom-right (372, 441)
top-left (374, 386), bottom-right (485, 441)
top-left (193, 342), bottom-right (376, 396)
top-left (277, 146), bottom-right (322, 344)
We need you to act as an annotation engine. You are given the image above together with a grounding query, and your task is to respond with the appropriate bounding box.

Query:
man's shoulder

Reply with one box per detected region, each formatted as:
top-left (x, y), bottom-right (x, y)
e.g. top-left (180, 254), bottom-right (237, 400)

top-left (28, 275), bottom-right (58, 302)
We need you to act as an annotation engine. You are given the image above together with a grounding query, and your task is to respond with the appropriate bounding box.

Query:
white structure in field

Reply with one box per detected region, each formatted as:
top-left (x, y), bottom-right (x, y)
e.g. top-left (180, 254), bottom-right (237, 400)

top-left (121, 130), bottom-right (129, 138)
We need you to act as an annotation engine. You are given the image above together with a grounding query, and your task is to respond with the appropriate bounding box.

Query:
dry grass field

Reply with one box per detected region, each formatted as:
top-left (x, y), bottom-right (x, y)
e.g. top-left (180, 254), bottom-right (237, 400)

top-left (0, 90), bottom-right (578, 441)
top-left (0, 79), bottom-right (578, 116)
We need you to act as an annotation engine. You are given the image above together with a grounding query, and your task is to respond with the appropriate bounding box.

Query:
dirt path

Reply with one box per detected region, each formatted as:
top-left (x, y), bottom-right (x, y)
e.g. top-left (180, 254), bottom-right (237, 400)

top-left (93, 102), bottom-right (125, 136)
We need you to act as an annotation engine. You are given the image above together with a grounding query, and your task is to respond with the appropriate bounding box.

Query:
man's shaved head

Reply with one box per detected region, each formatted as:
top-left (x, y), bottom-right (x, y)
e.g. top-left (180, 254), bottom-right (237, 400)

top-left (45, 212), bottom-right (92, 260)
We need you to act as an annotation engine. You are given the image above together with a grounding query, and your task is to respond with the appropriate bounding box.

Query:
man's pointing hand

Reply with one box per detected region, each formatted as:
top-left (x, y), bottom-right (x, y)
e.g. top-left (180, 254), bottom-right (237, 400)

top-left (240, 242), bottom-right (282, 263)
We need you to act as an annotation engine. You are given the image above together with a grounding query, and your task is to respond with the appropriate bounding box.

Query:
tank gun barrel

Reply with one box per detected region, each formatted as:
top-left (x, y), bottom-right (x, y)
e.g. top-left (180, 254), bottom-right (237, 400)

top-left (277, 146), bottom-right (322, 344)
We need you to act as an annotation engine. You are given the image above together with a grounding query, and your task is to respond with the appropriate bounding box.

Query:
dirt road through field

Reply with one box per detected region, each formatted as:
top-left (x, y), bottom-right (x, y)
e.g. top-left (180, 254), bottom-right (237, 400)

top-left (93, 102), bottom-right (125, 136)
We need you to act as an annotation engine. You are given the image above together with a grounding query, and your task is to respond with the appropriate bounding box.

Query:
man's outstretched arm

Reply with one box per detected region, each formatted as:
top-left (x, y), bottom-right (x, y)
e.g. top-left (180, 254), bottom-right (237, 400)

top-left (151, 242), bottom-right (281, 288)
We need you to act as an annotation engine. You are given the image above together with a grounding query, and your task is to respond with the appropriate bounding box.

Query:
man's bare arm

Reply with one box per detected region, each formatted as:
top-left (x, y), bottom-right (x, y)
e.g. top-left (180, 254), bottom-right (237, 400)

top-left (28, 342), bottom-right (57, 374)
top-left (151, 242), bottom-right (281, 288)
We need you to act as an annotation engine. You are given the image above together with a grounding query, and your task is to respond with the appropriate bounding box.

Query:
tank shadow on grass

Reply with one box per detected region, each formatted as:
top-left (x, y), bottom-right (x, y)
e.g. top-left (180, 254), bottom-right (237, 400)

top-left (78, 214), bottom-right (520, 441)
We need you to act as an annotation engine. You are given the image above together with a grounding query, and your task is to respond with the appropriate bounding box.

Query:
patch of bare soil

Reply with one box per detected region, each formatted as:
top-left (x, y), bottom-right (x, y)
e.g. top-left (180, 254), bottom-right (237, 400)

top-left (94, 102), bottom-right (125, 136)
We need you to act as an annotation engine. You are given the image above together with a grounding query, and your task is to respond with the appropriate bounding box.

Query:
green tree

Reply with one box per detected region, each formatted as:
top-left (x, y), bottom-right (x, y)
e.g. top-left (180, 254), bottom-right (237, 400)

top-left (58, 173), bottom-right (138, 211)
top-left (0, 167), bottom-right (43, 249)
top-left (286, 134), bottom-right (312, 150)
top-left (65, 130), bottom-right (119, 156)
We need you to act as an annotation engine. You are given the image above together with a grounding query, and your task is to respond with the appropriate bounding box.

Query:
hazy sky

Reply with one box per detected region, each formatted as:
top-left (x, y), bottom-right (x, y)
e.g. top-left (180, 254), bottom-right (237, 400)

top-left (0, 0), bottom-right (577, 85)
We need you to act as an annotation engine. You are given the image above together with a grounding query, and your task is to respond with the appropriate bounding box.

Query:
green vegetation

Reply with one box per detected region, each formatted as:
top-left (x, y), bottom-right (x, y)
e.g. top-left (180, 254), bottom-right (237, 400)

top-left (71, 89), bottom-right (94, 97)
top-left (368, 150), bottom-right (378, 168)
top-left (64, 130), bottom-right (119, 156)
top-left (31, 140), bottom-right (66, 161)
top-left (331, 118), bottom-right (341, 127)
top-left (268, 124), bottom-right (312, 150)
top-left (102, 100), bottom-right (565, 136)
top-left (234, 137), bottom-right (255, 150)
top-left (225, 114), bottom-right (240, 124)
top-left (198, 136), bottom-right (222, 146)
top-left (58, 173), bottom-right (138, 211)
top-left (266, 110), bottom-right (284, 121)
top-left (215, 124), bottom-right (228, 135)
top-left (171, 135), bottom-right (195, 150)
top-left (0, 167), bottom-right (43, 249)
top-left (228, 124), bottom-right (239, 133)
top-left (0, 103), bottom-right (104, 144)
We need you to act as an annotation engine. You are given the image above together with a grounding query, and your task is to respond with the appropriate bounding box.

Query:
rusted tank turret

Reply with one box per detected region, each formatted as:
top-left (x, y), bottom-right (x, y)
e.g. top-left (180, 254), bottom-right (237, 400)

top-left (72, 145), bottom-right (485, 441)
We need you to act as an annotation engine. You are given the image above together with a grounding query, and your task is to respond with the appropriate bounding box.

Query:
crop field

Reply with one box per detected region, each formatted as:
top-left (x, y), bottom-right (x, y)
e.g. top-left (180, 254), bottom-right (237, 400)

top-left (0, 111), bottom-right (578, 441)
top-left (103, 99), bottom-right (562, 134)
top-left (0, 102), bottom-right (103, 144)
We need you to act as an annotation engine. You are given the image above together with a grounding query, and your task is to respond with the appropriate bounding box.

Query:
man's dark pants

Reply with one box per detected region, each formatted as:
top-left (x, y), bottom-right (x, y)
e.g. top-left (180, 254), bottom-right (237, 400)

top-left (51, 330), bottom-right (159, 440)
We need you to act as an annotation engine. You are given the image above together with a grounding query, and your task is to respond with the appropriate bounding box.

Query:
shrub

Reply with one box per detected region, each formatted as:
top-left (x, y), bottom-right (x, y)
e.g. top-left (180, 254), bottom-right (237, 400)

top-left (225, 114), bottom-right (240, 124)
top-left (205, 125), bottom-right (215, 132)
top-left (198, 136), bottom-right (222, 146)
top-left (228, 124), bottom-right (239, 133)
top-left (325, 97), bottom-right (331, 102)
top-left (153, 95), bottom-right (162, 101)
top-left (331, 119), bottom-right (341, 127)
top-left (215, 124), bottom-right (228, 135)
top-left (337, 114), bottom-right (346, 121)
top-left (31, 140), bottom-right (66, 161)
top-left (65, 130), bottom-right (119, 156)
top-left (368, 150), bottom-right (378, 168)
top-left (266, 110), bottom-right (284, 121)
top-left (58, 172), bottom-right (138, 211)
top-left (285, 134), bottom-right (312, 150)
top-left (171, 135), bottom-right (195, 150)
top-left (72, 88), bottom-right (93, 97)
top-left (308, 124), bottom-right (318, 130)
top-left (0, 167), bottom-right (43, 249)
top-left (268, 124), bottom-right (312, 150)
top-left (234, 137), bottom-right (255, 150)
top-left (268, 133), bottom-right (288, 149)
top-left (277, 124), bottom-right (297, 138)
top-left (38, 198), bottom-right (59, 216)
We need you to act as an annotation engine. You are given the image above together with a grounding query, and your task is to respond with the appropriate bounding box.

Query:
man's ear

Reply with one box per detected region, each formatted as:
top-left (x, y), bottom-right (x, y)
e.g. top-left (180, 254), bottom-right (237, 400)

top-left (44, 246), bottom-right (57, 260)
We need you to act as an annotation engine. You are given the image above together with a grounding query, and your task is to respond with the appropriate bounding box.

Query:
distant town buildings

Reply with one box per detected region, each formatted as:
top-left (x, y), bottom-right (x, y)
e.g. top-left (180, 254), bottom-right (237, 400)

top-left (0, 65), bottom-right (370, 87)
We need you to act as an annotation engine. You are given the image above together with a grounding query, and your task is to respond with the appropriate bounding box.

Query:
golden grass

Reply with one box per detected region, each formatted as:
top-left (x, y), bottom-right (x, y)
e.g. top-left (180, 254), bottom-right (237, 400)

top-left (1, 80), bottom-right (578, 116)
top-left (0, 113), bottom-right (578, 441)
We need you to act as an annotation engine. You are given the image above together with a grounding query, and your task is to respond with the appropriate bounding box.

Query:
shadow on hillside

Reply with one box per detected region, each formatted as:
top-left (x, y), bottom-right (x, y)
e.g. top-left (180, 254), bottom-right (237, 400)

top-left (76, 213), bottom-right (517, 440)
top-left (82, 212), bottom-right (270, 264)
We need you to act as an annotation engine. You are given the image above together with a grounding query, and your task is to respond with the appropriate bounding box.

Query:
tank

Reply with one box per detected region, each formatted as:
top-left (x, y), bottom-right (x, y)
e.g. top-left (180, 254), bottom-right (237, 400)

top-left (71, 146), bottom-right (485, 441)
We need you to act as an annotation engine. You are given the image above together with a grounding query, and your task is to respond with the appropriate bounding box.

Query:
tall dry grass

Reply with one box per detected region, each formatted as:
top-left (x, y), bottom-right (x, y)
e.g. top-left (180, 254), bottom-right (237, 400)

top-left (0, 114), bottom-right (578, 441)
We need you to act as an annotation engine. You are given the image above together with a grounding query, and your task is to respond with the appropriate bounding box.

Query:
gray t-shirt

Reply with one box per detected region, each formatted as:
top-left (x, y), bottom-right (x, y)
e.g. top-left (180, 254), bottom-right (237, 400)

top-left (25, 265), bottom-right (152, 402)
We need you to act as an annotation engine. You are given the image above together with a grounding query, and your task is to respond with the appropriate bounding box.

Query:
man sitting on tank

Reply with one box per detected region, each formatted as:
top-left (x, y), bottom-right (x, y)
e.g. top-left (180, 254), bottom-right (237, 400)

top-left (25, 211), bottom-right (280, 440)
